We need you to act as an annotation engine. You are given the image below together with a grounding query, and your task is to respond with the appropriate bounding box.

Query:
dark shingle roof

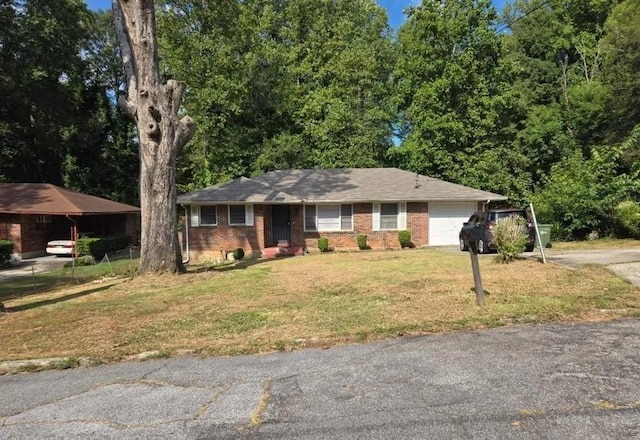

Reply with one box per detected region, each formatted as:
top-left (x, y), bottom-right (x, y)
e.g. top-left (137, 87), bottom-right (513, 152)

top-left (0, 183), bottom-right (140, 215)
top-left (177, 177), bottom-right (302, 204)
top-left (177, 168), bottom-right (507, 204)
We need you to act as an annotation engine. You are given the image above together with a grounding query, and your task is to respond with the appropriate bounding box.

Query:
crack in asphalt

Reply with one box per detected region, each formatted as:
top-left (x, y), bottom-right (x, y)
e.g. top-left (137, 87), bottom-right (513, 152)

top-left (3, 416), bottom-right (196, 429)
top-left (551, 372), bottom-right (622, 381)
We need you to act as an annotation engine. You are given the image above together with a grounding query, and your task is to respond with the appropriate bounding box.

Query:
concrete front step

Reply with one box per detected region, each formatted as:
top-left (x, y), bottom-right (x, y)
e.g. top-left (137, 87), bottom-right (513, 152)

top-left (261, 246), bottom-right (304, 259)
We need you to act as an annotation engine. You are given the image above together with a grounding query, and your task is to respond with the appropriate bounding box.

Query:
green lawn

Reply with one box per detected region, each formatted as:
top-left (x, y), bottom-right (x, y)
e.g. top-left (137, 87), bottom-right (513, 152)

top-left (1, 248), bottom-right (639, 365)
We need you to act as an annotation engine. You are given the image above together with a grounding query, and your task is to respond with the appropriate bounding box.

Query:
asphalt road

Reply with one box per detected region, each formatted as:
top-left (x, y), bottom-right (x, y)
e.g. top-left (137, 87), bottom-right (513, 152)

top-left (2, 319), bottom-right (640, 439)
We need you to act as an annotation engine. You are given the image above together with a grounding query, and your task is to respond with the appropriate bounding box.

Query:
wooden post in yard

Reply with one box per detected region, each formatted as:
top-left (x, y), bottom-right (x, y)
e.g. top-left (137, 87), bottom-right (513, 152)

top-left (468, 241), bottom-right (485, 307)
top-left (529, 202), bottom-right (547, 264)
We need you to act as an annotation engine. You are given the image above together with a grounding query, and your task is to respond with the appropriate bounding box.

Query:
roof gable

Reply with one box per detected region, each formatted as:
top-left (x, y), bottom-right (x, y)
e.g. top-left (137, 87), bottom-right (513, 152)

top-left (178, 168), bottom-right (507, 204)
top-left (0, 183), bottom-right (140, 215)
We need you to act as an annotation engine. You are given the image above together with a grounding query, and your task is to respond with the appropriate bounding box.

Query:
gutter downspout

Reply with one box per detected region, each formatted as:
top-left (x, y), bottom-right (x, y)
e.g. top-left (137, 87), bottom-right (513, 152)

top-left (181, 205), bottom-right (190, 264)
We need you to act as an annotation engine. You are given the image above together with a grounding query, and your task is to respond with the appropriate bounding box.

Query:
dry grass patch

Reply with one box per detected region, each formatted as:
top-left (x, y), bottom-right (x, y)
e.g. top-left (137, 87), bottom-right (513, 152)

top-left (551, 238), bottom-right (640, 250)
top-left (1, 249), bottom-right (639, 364)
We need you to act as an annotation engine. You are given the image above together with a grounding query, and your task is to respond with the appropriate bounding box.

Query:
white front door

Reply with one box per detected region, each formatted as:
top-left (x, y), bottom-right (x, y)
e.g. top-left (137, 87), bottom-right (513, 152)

top-left (429, 202), bottom-right (477, 246)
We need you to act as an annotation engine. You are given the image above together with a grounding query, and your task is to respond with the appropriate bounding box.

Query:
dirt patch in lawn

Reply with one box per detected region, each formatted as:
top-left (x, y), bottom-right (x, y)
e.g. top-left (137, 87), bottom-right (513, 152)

top-left (1, 249), bottom-right (639, 364)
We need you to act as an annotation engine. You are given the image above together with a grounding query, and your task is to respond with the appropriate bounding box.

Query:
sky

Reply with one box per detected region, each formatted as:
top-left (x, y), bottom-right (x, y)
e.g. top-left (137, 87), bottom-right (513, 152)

top-left (85, 0), bottom-right (510, 29)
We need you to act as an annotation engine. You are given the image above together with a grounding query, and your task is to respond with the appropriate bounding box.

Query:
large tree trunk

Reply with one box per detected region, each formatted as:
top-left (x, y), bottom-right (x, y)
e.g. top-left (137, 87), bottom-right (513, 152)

top-left (112, 0), bottom-right (195, 274)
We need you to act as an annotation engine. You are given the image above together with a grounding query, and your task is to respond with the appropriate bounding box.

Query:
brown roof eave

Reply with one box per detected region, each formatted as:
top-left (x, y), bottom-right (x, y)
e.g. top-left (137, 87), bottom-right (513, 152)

top-left (0, 210), bottom-right (140, 216)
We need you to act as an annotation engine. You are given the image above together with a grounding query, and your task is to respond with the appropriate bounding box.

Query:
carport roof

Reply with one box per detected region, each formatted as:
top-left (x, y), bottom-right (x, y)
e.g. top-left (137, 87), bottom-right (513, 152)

top-left (0, 183), bottom-right (140, 216)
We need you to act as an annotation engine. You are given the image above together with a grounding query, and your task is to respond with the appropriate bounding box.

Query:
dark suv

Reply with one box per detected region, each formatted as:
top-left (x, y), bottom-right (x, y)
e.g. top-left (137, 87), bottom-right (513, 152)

top-left (459, 209), bottom-right (535, 254)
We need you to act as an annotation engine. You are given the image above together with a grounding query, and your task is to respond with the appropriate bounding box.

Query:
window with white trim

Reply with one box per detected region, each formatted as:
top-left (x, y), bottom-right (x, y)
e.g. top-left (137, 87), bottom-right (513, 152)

top-left (190, 205), bottom-right (217, 227)
top-left (380, 203), bottom-right (398, 230)
top-left (373, 202), bottom-right (407, 231)
top-left (304, 204), bottom-right (352, 232)
top-left (200, 206), bottom-right (218, 226)
top-left (228, 204), bottom-right (254, 226)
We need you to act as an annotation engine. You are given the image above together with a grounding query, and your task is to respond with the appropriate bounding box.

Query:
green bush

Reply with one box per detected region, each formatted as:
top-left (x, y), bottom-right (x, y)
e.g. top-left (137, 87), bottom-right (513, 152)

top-left (494, 216), bottom-right (528, 263)
top-left (77, 235), bottom-right (130, 259)
top-left (232, 248), bottom-right (245, 260)
top-left (398, 230), bottom-right (412, 248)
top-left (318, 237), bottom-right (329, 252)
top-left (63, 256), bottom-right (96, 268)
top-left (532, 149), bottom-right (640, 239)
top-left (356, 234), bottom-right (368, 250)
top-left (615, 200), bottom-right (640, 237)
top-left (0, 240), bottom-right (13, 264)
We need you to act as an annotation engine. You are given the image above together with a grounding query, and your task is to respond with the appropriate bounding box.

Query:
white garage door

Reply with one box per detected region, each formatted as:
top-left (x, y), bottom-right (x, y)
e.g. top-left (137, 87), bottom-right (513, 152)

top-left (429, 202), bottom-right (478, 246)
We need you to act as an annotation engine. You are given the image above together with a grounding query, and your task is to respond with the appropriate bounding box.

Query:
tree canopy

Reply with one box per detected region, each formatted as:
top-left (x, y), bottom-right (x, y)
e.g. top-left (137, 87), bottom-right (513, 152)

top-left (0, 0), bottom-right (638, 239)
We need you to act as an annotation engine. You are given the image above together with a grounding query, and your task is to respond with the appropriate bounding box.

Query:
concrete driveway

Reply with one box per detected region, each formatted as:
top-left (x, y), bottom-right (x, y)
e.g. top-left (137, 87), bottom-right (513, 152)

top-left (0, 255), bottom-right (70, 282)
top-left (545, 248), bottom-right (640, 287)
top-left (1, 319), bottom-right (640, 439)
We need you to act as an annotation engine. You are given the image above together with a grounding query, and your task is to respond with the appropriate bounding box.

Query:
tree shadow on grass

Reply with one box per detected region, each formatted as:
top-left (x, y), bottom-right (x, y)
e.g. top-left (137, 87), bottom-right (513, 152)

top-left (189, 257), bottom-right (292, 273)
top-left (4, 284), bottom-right (113, 313)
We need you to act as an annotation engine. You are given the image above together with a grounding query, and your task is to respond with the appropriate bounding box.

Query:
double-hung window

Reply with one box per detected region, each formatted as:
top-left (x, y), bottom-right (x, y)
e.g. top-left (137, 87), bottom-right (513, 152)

top-left (228, 204), bottom-right (254, 226)
top-left (190, 205), bottom-right (218, 227)
top-left (304, 204), bottom-right (353, 232)
top-left (380, 203), bottom-right (398, 230)
top-left (372, 202), bottom-right (407, 231)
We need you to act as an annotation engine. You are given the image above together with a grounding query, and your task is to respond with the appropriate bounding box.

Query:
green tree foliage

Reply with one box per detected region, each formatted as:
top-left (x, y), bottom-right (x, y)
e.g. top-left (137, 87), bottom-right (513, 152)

top-left (0, 3), bottom-right (138, 204)
top-left (157, 0), bottom-right (396, 190)
top-left (391, 0), bottom-right (530, 201)
top-left (502, 0), bottom-right (619, 180)
top-left (64, 10), bottom-right (139, 204)
top-left (0, 0), bottom-right (91, 184)
top-left (601, 0), bottom-right (640, 167)
top-left (0, 0), bottom-right (638, 243)
top-left (615, 201), bottom-right (640, 238)
top-left (532, 148), bottom-right (639, 239)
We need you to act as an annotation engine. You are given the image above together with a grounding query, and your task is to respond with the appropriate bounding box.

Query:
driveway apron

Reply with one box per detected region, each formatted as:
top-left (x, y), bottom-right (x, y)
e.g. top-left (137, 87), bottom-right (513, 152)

top-left (545, 248), bottom-right (640, 287)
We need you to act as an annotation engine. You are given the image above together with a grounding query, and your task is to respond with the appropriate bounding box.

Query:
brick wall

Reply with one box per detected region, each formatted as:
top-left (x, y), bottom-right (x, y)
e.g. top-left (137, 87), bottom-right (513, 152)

top-left (187, 204), bottom-right (265, 262)
top-left (0, 214), bottom-right (22, 256)
top-left (186, 201), bottom-right (459, 260)
top-left (125, 214), bottom-right (139, 245)
top-left (304, 202), bottom-right (430, 251)
top-left (408, 202), bottom-right (429, 247)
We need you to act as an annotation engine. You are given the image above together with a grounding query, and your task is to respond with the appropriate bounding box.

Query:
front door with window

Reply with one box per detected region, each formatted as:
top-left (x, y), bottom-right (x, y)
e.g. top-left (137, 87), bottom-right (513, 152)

top-left (271, 205), bottom-right (291, 244)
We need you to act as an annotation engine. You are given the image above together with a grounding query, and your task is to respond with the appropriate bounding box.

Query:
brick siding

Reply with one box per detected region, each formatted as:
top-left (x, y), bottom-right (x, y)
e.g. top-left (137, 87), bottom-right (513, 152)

top-left (303, 202), bottom-right (430, 251)
top-left (187, 204), bottom-right (265, 262)
top-left (186, 202), bottom-right (445, 261)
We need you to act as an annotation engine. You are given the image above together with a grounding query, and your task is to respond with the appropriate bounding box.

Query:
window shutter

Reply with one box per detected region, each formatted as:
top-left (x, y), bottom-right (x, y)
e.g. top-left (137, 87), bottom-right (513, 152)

top-left (190, 205), bottom-right (200, 227)
top-left (372, 203), bottom-right (380, 231)
top-left (245, 204), bottom-right (254, 226)
top-left (399, 202), bottom-right (407, 230)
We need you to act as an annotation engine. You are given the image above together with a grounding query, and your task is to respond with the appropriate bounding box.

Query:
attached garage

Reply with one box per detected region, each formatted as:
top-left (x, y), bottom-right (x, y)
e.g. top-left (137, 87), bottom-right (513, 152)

top-left (428, 202), bottom-right (478, 246)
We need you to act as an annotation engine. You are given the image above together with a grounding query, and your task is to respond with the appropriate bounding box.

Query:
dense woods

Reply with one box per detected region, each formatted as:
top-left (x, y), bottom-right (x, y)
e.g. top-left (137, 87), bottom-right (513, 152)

top-left (1, 0), bottom-right (638, 240)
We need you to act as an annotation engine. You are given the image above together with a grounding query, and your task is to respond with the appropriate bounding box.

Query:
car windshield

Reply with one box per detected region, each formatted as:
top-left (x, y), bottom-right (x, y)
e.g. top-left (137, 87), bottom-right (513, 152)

top-left (493, 211), bottom-right (527, 222)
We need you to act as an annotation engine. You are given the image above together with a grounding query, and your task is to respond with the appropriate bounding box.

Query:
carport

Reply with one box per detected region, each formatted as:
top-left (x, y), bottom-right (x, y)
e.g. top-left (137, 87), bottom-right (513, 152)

top-left (0, 183), bottom-right (140, 259)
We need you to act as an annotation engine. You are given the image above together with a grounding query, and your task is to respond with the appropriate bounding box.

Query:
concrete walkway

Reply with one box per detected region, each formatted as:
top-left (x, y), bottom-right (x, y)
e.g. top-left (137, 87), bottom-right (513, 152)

top-left (2, 319), bottom-right (640, 439)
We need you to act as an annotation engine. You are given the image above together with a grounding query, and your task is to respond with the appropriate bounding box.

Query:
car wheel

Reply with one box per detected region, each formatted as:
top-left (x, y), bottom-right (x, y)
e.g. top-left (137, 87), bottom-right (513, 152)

top-left (460, 238), bottom-right (468, 252)
top-left (477, 239), bottom-right (487, 254)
